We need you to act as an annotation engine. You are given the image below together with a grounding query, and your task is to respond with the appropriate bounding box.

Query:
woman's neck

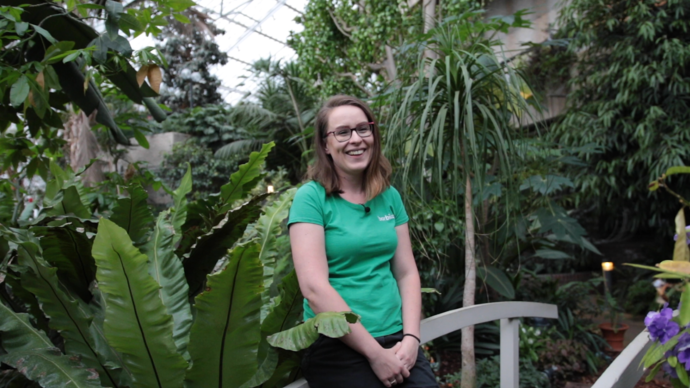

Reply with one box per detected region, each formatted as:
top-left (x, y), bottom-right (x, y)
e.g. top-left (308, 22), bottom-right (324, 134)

top-left (338, 172), bottom-right (365, 197)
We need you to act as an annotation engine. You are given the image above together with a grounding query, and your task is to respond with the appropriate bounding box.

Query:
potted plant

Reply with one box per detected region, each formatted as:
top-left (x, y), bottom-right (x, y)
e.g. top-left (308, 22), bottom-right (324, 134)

top-left (598, 291), bottom-right (629, 352)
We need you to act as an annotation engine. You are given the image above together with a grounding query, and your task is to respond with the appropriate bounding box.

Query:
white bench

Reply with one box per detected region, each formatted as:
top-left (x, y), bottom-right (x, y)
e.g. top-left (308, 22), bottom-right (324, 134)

top-left (591, 330), bottom-right (651, 388)
top-left (283, 301), bottom-right (559, 388)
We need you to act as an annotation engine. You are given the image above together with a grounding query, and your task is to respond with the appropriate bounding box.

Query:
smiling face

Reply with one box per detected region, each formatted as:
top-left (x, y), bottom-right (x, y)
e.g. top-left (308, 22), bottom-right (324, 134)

top-left (324, 105), bottom-right (374, 180)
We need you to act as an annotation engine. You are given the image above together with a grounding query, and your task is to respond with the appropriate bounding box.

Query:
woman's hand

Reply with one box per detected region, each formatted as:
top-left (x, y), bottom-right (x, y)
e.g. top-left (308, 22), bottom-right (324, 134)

top-left (367, 342), bottom-right (410, 387)
top-left (394, 337), bottom-right (419, 370)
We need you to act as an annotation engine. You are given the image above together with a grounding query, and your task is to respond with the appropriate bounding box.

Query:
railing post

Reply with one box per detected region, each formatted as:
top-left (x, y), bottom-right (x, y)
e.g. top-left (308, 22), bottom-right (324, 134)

top-left (500, 318), bottom-right (520, 388)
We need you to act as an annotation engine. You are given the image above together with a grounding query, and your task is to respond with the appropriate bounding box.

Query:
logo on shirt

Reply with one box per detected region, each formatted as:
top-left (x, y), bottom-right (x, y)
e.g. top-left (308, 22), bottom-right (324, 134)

top-left (378, 214), bottom-right (395, 221)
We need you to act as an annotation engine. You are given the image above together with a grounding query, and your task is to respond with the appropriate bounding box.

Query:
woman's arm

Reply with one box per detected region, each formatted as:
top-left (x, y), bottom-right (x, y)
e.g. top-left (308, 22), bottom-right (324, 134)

top-left (289, 222), bottom-right (409, 387)
top-left (391, 223), bottom-right (423, 369)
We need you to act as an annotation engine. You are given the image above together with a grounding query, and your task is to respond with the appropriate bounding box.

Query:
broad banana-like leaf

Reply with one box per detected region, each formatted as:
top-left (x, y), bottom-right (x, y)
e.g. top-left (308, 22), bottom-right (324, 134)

top-left (141, 211), bottom-right (192, 358)
top-left (170, 164), bottom-right (192, 247)
top-left (44, 186), bottom-right (91, 219)
top-left (674, 208), bottom-right (690, 262)
top-left (10, 231), bottom-right (119, 387)
top-left (110, 185), bottom-right (153, 246)
top-left (185, 242), bottom-right (263, 388)
top-left (33, 225), bottom-right (95, 302)
top-left (0, 348), bottom-right (102, 388)
top-left (267, 312), bottom-right (361, 352)
top-left (0, 302), bottom-right (54, 353)
top-left (183, 194), bottom-right (267, 298)
top-left (259, 354), bottom-right (302, 388)
top-left (242, 271), bottom-right (303, 387)
top-left (218, 142), bottom-right (275, 213)
top-left (255, 188), bottom-right (296, 319)
top-left (92, 219), bottom-right (186, 388)
top-left (175, 196), bottom-right (219, 257)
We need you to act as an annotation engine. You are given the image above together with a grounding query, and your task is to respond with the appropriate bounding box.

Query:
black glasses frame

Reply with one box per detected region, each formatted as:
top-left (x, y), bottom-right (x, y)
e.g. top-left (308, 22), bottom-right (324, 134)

top-left (323, 122), bottom-right (375, 142)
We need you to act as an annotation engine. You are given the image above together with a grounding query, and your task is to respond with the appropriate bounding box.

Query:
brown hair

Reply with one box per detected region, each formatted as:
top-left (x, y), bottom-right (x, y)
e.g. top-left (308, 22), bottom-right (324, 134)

top-left (307, 95), bottom-right (392, 200)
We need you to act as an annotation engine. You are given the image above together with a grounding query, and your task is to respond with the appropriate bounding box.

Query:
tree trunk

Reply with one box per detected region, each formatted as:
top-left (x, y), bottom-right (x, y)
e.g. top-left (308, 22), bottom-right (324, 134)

top-left (422, 0), bottom-right (438, 62)
top-left (461, 174), bottom-right (476, 388)
top-left (64, 110), bottom-right (105, 187)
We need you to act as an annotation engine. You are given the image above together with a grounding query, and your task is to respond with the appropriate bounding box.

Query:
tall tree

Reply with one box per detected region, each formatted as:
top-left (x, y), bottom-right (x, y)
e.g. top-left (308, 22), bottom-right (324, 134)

top-left (156, 8), bottom-right (228, 110)
top-left (549, 0), bottom-right (690, 237)
top-left (384, 11), bottom-right (533, 387)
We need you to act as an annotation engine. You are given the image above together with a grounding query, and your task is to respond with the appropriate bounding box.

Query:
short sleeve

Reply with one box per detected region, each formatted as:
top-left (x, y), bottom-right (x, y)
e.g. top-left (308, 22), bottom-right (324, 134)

top-left (389, 186), bottom-right (409, 226)
top-left (288, 182), bottom-right (325, 227)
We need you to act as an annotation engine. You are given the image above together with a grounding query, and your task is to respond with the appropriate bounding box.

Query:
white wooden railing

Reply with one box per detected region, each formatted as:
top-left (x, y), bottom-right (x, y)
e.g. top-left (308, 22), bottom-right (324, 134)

top-left (591, 330), bottom-right (651, 388)
top-left (283, 302), bottom-right (559, 388)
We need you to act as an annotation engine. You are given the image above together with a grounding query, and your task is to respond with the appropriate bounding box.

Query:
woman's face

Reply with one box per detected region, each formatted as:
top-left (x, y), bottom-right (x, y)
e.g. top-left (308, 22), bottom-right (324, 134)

top-left (324, 105), bottom-right (375, 179)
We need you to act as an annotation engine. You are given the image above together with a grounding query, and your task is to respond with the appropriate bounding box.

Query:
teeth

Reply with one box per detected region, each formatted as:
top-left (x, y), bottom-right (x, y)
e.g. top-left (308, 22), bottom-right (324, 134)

top-left (347, 150), bottom-right (364, 155)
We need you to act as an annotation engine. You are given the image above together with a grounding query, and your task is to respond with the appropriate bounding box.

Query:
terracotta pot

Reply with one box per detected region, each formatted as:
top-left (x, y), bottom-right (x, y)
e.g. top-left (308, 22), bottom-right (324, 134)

top-left (599, 322), bottom-right (629, 352)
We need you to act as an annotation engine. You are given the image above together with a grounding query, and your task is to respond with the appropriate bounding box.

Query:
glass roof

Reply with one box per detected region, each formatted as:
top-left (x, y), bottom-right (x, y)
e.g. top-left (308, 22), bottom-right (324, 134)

top-left (133, 0), bottom-right (307, 104)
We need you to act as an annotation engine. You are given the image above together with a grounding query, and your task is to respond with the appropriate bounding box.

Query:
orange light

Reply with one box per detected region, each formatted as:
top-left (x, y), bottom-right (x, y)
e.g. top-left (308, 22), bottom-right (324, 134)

top-left (602, 262), bottom-right (614, 271)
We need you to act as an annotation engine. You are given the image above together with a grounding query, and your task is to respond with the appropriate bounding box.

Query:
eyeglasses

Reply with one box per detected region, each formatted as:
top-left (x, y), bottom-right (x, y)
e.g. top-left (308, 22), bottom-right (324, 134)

top-left (323, 122), bottom-right (374, 142)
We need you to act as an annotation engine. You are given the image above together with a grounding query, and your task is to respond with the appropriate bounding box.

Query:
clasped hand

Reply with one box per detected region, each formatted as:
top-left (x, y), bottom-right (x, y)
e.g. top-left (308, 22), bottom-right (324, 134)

top-left (368, 338), bottom-right (418, 387)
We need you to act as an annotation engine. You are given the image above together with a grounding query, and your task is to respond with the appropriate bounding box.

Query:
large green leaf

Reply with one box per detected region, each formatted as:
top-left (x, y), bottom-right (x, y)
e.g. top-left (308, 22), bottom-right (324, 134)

top-left (183, 194), bottom-right (267, 298)
top-left (0, 302), bottom-right (54, 353)
top-left (170, 164), bottom-right (192, 247)
top-left (185, 242), bottom-right (263, 388)
top-left (141, 211), bottom-right (192, 358)
top-left (0, 348), bottom-right (103, 388)
top-left (88, 288), bottom-right (133, 388)
top-left (242, 271), bottom-right (303, 387)
top-left (44, 186), bottom-right (91, 219)
top-left (9, 230), bottom-right (119, 387)
top-left (267, 311), bottom-right (360, 352)
top-left (477, 266), bottom-right (515, 300)
top-left (33, 226), bottom-right (95, 302)
top-left (254, 188), bottom-right (296, 318)
top-left (110, 185), bottom-right (153, 246)
top-left (92, 218), bottom-right (186, 388)
top-left (218, 142), bottom-right (275, 212)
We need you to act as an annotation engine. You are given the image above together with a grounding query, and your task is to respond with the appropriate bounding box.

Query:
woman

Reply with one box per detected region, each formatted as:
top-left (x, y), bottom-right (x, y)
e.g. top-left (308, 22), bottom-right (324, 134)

top-left (288, 95), bottom-right (438, 388)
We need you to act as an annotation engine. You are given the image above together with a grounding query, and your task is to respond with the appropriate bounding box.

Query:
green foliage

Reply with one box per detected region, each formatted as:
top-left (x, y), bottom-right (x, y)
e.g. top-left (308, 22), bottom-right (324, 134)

top-left (158, 140), bottom-right (242, 199)
top-left (441, 355), bottom-right (550, 388)
top-left (155, 11), bottom-right (228, 110)
top-left (548, 0), bottom-right (690, 234)
top-left (537, 338), bottom-right (589, 381)
top-left (159, 105), bottom-right (241, 151)
top-left (289, 0), bottom-right (479, 99)
top-left (0, 144), bottom-right (342, 388)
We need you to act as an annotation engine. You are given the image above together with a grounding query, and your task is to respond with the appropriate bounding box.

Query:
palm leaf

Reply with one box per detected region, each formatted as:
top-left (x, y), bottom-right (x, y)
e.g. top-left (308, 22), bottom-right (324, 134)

top-left (185, 242), bottom-right (263, 388)
top-left (92, 218), bottom-right (186, 388)
top-left (214, 139), bottom-right (263, 160)
top-left (109, 185), bottom-right (154, 246)
top-left (0, 348), bottom-right (103, 388)
top-left (183, 194), bottom-right (267, 298)
top-left (141, 211), bottom-right (192, 358)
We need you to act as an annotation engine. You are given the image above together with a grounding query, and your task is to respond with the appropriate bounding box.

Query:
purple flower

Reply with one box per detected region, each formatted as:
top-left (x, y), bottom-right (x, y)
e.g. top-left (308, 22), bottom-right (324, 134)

top-left (663, 361), bottom-right (679, 379)
top-left (676, 333), bottom-right (690, 371)
top-left (645, 307), bottom-right (680, 344)
top-left (674, 225), bottom-right (690, 245)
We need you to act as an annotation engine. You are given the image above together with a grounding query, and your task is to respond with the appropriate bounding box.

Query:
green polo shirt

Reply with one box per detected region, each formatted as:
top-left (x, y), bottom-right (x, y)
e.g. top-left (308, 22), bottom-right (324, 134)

top-left (288, 181), bottom-right (409, 337)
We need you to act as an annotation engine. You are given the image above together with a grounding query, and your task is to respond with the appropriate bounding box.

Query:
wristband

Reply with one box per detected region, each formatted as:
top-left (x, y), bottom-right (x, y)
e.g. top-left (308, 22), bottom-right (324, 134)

top-left (403, 333), bottom-right (421, 343)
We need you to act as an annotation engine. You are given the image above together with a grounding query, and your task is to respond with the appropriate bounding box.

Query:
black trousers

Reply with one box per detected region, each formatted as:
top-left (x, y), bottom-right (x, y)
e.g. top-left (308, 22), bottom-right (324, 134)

top-left (302, 331), bottom-right (439, 388)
